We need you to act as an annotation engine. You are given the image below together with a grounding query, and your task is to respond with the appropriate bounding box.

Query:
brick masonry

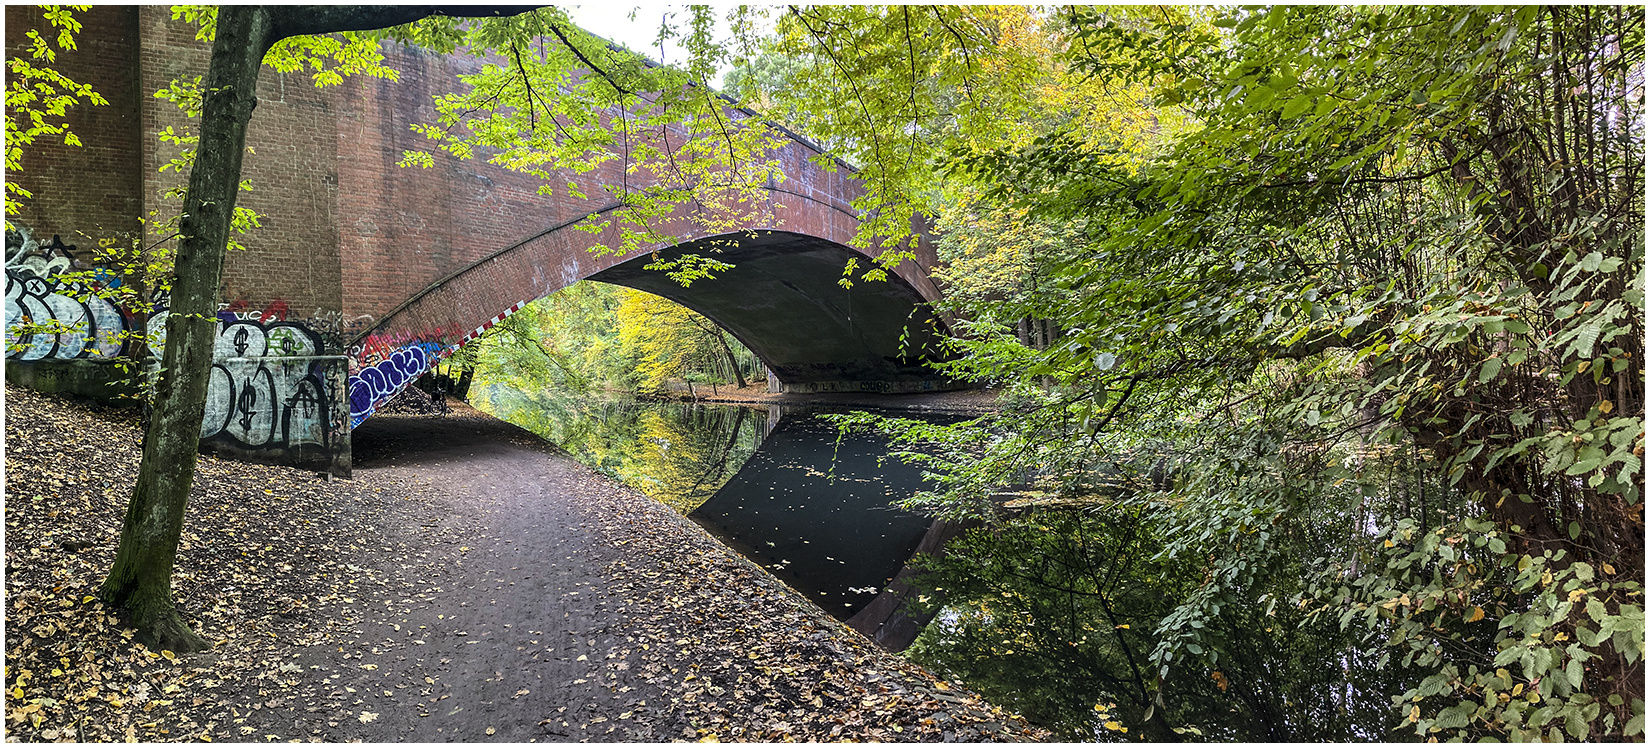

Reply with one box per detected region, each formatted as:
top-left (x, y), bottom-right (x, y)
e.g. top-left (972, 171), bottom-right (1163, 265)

top-left (6, 5), bottom-right (143, 255)
top-left (9, 9), bottom-right (949, 429)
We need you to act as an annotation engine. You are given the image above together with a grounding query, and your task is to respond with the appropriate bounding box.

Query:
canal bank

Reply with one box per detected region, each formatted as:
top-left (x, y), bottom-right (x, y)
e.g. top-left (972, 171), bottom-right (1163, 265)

top-left (3, 385), bottom-right (1044, 742)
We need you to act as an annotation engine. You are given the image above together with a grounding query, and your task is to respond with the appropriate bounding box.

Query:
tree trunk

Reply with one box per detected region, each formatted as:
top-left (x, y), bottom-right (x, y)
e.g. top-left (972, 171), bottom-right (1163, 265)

top-left (455, 366), bottom-right (474, 401)
top-left (717, 332), bottom-right (749, 388)
top-left (98, 6), bottom-right (275, 653)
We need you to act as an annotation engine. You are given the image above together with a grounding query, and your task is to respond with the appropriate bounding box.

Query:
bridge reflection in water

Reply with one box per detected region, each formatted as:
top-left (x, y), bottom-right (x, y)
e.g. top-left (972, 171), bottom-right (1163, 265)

top-left (473, 386), bottom-right (951, 646)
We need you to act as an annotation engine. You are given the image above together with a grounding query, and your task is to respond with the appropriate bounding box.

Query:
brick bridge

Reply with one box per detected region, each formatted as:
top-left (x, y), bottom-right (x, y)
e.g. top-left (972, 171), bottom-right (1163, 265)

top-left (5, 7), bottom-right (952, 474)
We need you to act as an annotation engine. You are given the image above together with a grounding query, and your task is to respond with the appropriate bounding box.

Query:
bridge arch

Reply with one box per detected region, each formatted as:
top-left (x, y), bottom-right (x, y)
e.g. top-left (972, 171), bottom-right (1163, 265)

top-left (345, 185), bottom-right (953, 427)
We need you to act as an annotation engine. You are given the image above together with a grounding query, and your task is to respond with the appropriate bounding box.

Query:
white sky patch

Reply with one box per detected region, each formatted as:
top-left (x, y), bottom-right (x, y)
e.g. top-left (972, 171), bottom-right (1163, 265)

top-left (562, 4), bottom-right (779, 87)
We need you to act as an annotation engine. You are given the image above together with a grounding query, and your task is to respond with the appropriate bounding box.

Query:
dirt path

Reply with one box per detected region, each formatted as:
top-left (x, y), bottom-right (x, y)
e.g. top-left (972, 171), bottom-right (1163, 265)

top-left (246, 410), bottom-right (682, 742)
top-left (4, 388), bottom-right (1043, 742)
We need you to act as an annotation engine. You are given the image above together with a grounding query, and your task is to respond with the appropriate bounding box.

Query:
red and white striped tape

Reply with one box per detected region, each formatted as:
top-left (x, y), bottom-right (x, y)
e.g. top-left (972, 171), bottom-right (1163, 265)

top-left (446, 300), bottom-right (527, 356)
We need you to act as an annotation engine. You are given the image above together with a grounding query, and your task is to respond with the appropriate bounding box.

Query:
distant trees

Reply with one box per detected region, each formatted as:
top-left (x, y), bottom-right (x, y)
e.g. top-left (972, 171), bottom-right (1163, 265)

top-left (615, 289), bottom-right (756, 392)
top-left (463, 281), bottom-right (761, 397)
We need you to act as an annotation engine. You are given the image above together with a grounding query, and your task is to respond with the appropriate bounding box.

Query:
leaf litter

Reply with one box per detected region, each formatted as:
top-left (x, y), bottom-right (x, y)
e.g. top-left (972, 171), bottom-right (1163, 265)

top-left (4, 385), bottom-right (1045, 742)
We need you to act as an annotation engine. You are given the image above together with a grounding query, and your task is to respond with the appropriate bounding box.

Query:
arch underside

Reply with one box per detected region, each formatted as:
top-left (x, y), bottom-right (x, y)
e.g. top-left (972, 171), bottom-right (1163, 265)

top-left (590, 231), bottom-right (954, 393)
top-left (347, 226), bottom-right (958, 428)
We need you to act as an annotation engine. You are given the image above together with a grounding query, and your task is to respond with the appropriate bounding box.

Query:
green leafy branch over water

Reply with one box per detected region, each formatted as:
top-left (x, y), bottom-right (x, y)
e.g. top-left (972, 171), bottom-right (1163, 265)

top-left (785, 5), bottom-right (1642, 741)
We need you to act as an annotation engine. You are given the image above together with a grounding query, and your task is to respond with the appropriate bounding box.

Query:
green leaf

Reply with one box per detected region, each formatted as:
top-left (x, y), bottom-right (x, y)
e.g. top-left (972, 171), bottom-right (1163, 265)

top-left (1281, 95), bottom-right (1312, 119)
top-left (1479, 357), bottom-right (1503, 383)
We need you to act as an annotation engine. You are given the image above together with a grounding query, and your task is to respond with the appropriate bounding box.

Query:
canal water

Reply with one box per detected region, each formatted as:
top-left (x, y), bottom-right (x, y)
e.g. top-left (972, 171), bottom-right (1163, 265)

top-left (473, 385), bottom-right (938, 619)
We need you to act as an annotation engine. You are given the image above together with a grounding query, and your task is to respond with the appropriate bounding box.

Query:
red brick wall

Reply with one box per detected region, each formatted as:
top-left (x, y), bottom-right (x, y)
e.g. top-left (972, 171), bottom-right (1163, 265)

top-left (333, 43), bottom-right (633, 335)
top-left (136, 7), bottom-right (342, 333)
top-left (331, 42), bottom-right (943, 348)
top-left (13, 10), bottom-right (939, 356)
top-left (5, 5), bottom-right (142, 255)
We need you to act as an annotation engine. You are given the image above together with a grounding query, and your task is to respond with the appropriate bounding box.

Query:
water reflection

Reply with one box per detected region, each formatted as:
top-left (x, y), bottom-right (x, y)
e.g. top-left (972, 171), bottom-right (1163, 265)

top-left (474, 386), bottom-right (940, 621)
top-left (473, 384), bottom-right (765, 513)
top-left (688, 407), bottom-right (935, 619)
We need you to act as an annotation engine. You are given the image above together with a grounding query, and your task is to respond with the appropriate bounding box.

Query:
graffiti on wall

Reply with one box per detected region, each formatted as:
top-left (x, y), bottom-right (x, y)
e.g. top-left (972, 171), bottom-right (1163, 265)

top-left (201, 318), bottom-right (343, 452)
top-left (345, 300), bottom-right (526, 428)
top-left (4, 229), bottom-right (129, 360)
top-left (10, 221), bottom-right (533, 458)
top-left (347, 341), bottom-right (442, 428)
top-left (5, 224), bottom-right (348, 470)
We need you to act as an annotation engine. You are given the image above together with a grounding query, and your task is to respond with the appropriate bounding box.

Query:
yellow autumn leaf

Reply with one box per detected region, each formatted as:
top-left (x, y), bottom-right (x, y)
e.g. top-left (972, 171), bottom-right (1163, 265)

top-left (1598, 400), bottom-right (1613, 414)
top-left (1104, 721), bottom-right (1123, 731)
top-left (1408, 705), bottom-right (1421, 722)
top-left (1604, 563), bottom-right (1616, 575)
top-left (1465, 606), bottom-right (1484, 622)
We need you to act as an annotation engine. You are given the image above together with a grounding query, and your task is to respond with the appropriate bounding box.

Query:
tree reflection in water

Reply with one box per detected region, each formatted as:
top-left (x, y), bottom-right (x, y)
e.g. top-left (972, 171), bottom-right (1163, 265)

top-left (473, 384), bottom-right (766, 514)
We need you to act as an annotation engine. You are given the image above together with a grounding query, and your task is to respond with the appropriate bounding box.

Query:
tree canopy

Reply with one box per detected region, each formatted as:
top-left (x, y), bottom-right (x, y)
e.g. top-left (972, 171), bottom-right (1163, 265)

top-left (733, 5), bottom-right (1643, 741)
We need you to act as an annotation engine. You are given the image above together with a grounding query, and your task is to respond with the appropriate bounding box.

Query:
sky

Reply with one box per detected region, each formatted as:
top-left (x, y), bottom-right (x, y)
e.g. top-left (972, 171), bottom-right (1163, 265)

top-left (561, 4), bottom-right (778, 87)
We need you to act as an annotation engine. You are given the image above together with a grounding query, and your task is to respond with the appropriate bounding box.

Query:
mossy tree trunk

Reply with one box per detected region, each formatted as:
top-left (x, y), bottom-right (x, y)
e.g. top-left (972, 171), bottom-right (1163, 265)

top-left (98, 6), bottom-right (276, 653)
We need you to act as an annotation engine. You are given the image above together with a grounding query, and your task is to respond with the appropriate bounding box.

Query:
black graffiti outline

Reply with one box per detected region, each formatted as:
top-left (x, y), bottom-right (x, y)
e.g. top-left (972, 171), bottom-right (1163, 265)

top-left (201, 318), bottom-right (344, 456)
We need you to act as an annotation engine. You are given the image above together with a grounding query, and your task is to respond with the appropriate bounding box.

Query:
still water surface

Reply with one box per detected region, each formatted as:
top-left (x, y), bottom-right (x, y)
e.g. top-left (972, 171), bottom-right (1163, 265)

top-left (474, 385), bottom-right (937, 619)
